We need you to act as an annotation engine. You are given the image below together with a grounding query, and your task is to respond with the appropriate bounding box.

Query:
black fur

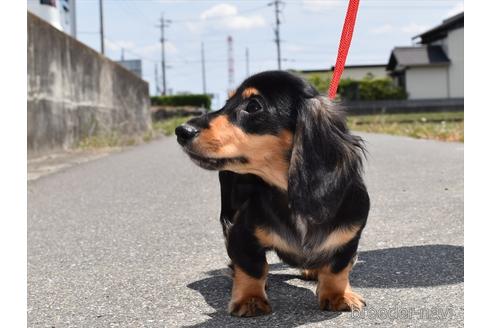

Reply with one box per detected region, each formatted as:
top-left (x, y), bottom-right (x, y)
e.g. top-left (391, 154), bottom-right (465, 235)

top-left (177, 70), bottom-right (370, 280)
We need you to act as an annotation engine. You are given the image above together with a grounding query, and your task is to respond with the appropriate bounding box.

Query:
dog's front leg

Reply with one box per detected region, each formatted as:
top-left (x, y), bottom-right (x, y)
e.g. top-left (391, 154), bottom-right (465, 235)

top-left (317, 251), bottom-right (365, 312)
top-left (226, 224), bottom-right (271, 317)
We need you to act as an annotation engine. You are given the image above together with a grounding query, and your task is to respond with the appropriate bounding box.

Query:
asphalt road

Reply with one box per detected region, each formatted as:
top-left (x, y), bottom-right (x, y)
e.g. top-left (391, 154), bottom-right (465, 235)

top-left (28, 133), bottom-right (464, 328)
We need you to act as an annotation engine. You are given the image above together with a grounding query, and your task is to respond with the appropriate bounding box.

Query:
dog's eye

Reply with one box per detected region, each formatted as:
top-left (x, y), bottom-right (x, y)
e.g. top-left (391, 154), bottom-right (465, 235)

top-left (244, 99), bottom-right (262, 114)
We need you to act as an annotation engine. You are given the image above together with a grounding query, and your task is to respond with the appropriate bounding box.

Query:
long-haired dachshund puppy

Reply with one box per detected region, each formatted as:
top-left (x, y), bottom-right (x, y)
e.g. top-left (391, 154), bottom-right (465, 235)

top-left (175, 71), bottom-right (370, 317)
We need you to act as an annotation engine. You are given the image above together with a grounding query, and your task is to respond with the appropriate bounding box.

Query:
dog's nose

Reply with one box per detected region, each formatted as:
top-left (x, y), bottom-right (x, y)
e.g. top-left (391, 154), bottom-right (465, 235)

top-left (175, 124), bottom-right (199, 145)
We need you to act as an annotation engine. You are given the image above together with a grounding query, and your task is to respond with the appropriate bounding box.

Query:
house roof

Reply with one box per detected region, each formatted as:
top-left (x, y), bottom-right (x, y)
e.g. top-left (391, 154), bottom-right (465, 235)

top-left (412, 12), bottom-right (464, 44)
top-left (387, 45), bottom-right (450, 71)
top-left (296, 64), bottom-right (387, 74)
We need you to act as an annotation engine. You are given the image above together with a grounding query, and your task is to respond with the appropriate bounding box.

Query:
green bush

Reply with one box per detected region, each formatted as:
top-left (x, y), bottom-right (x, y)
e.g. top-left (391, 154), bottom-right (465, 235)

top-left (307, 74), bottom-right (407, 101)
top-left (151, 94), bottom-right (212, 110)
top-left (307, 74), bottom-right (331, 93)
top-left (346, 76), bottom-right (407, 101)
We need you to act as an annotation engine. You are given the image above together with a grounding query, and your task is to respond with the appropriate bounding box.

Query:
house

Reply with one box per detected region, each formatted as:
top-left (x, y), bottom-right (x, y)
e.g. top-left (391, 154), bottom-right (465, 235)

top-left (294, 64), bottom-right (388, 82)
top-left (387, 12), bottom-right (464, 99)
top-left (27, 0), bottom-right (77, 38)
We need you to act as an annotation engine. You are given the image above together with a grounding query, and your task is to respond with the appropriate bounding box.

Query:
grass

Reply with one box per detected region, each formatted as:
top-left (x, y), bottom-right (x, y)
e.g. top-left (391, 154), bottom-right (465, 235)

top-left (76, 116), bottom-right (193, 150)
top-left (152, 116), bottom-right (194, 136)
top-left (152, 112), bottom-right (464, 142)
top-left (77, 111), bottom-right (463, 150)
top-left (348, 111), bottom-right (464, 142)
top-left (77, 132), bottom-right (138, 149)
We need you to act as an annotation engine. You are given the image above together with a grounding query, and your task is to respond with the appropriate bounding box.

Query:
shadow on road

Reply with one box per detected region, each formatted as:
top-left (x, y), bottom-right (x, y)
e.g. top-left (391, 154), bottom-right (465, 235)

top-left (186, 244), bottom-right (463, 328)
top-left (351, 244), bottom-right (463, 288)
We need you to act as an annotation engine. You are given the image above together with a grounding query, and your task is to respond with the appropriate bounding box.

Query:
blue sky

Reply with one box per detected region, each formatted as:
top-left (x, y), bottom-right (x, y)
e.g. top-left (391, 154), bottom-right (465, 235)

top-left (76, 0), bottom-right (464, 107)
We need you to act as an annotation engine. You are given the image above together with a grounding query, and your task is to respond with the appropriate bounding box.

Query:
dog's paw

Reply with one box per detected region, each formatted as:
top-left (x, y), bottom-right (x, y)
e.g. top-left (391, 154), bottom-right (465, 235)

top-left (229, 297), bottom-right (272, 317)
top-left (300, 269), bottom-right (318, 281)
top-left (319, 291), bottom-right (366, 312)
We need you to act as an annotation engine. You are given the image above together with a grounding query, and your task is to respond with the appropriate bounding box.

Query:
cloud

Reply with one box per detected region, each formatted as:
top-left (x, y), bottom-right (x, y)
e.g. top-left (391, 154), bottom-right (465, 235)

top-left (302, 0), bottom-right (345, 11)
top-left (104, 40), bottom-right (136, 52)
top-left (104, 39), bottom-right (177, 57)
top-left (222, 15), bottom-right (265, 29)
top-left (446, 1), bottom-right (464, 18)
top-left (185, 22), bottom-right (202, 34)
top-left (189, 3), bottom-right (266, 32)
top-left (200, 3), bottom-right (237, 19)
top-left (139, 42), bottom-right (178, 56)
top-left (370, 24), bottom-right (394, 35)
top-left (284, 44), bottom-right (305, 53)
top-left (368, 23), bottom-right (429, 36)
top-left (401, 23), bottom-right (429, 35)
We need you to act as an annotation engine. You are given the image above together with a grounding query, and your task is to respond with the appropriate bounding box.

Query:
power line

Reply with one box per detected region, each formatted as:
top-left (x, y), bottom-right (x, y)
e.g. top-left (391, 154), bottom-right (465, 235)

top-left (124, 0), bottom-right (155, 23)
top-left (105, 35), bottom-right (343, 67)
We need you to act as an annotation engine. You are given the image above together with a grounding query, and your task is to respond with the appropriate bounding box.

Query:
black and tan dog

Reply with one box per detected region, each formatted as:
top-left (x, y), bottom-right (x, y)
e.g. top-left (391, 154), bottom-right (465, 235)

top-left (175, 71), bottom-right (369, 317)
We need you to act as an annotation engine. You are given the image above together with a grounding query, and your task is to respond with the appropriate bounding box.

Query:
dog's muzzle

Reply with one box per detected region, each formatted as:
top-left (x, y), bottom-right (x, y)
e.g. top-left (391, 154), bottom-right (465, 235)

top-left (175, 124), bottom-right (199, 146)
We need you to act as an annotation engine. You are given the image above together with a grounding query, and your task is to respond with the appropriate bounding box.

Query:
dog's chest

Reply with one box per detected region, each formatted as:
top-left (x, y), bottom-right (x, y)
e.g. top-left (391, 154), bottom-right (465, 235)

top-left (255, 211), bottom-right (359, 268)
top-left (238, 184), bottom-right (359, 267)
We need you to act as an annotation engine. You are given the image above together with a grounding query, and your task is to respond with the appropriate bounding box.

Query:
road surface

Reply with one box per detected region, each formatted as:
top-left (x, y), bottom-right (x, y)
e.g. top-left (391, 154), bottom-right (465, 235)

top-left (28, 133), bottom-right (464, 327)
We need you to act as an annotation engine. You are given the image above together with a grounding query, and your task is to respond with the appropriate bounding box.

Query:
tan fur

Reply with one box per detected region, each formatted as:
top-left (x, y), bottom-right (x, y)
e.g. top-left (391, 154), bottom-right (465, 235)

top-left (194, 115), bottom-right (293, 190)
top-left (242, 87), bottom-right (259, 98)
top-left (317, 263), bottom-right (365, 311)
top-left (255, 228), bottom-right (298, 254)
top-left (255, 225), bottom-right (359, 256)
top-left (300, 269), bottom-right (319, 281)
top-left (229, 264), bottom-right (271, 316)
top-left (316, 225), bottom-right (359, 253)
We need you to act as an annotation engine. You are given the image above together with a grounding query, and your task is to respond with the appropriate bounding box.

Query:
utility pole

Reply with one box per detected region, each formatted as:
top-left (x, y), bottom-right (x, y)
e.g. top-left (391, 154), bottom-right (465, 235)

top-left (270, 0), bottom-right (283, 70)
top-left (99, 0), bottom-right (104, 54)
top-left (157, 13), bottom-right (171, 95)
top-left (201, 42), bottom-right (207, 94)
top-left (154, 63), bottom-right (161, 95)
top-left (245, 47), bottom-right (250, 77)
top-left (121, 48), bottom-right (125, 61)
top-left (227, 36), bottom-right (235, 96)
top-left (70, 0), bottom-right (77, 39)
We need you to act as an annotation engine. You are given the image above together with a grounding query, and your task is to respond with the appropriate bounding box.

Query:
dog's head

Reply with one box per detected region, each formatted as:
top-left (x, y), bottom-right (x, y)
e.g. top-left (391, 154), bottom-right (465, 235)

top-left (176, 71), bottom-right (365, 219)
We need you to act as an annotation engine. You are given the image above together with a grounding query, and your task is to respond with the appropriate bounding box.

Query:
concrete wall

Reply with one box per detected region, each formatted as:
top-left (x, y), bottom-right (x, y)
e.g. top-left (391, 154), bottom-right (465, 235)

top-left (343, 98), bottom-right (463, 115)
top-left (27, 12), bottom-right (151, 155)
top-left (405, 66), bottom-right (449, 99)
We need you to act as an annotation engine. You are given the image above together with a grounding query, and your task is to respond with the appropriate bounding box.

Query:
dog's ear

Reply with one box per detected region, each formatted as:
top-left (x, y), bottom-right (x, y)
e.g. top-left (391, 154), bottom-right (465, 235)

top-left (288, 96), bottom-right (365, 223)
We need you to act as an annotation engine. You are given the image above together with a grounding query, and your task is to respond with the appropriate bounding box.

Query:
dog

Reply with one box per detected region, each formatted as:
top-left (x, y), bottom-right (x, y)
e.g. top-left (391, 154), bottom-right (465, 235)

top-left (175, 71), bottom-right (369, 317)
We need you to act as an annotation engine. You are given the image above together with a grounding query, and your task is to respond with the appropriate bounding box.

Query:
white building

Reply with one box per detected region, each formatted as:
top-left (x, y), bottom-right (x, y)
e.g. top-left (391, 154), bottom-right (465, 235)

top-left (27, 0), bottom-right (77, 38)
top-left (387, 12), bottom-right (463, 100)
top-left (116, 60), bottom-right (143, 78)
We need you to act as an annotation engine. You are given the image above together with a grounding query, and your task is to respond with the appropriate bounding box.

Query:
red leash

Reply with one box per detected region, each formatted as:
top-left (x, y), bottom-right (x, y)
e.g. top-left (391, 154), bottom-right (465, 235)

top-left (328, 0), bottom-right (360, 99)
